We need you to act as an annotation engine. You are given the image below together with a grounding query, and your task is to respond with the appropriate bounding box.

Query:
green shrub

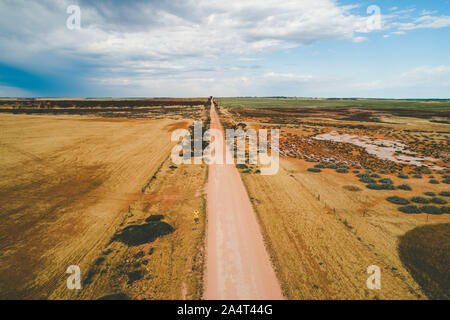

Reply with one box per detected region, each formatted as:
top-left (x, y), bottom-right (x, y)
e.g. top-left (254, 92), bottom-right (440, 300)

top-left (360, 176), bottom-right (376, 183)
top-left (429, 179), bottom-right (440, 184)
top-left (398, 205), bottom-right (421, 214)
top-left (397, 184), bottom-right (412, 191)
top-left (441, 206), bottom-right (450, 214)
top-left (439, 191), bottom-right (450, 197)
top-left (424, 192), bottom-right (436, 197)
top-left (379, 178), bottom-right (393, 184)
top-left (366, 183), bottom-right (395, 190)
top-left (442, 179), bottom-right (450, 184)
top-left (308, 168), bottom-right (321, 173)
top-left (431, 197), bottom-right (447, 204)
top-left (353, 170), bottom-right (360, 174)
top-left (421, 206), bottom-right (442, 215)
top-left (370, 173), bottom-right (380, 178)
top-left (314, 164), bottom-right (325, 169)
top-left (412, 196), bottom-right (430, 204)
top-left (336, 168), bottom-right (349, 173)
top-left (326, 163), bottom-right (337, 169)
top-left (398, 173), bottom-right (409, 179)
top-left (387, 196), bottom-right (410, 205)
top-left (413, 174), bottom-right (422, 179)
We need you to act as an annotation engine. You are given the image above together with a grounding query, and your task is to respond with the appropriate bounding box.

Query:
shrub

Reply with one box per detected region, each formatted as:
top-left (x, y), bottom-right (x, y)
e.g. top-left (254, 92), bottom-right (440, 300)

top-left (429, 179), bottom-right (440, 184)
top-left (379, 169), bottom-right (387, 174)
top-left (442, 179), bottom-right (450, 184)
top-left (439, 191), bottom-right (450, 197)
top-left (308, 168), bottom-right (321, 173)
top-left (441, 206), bottom-right (450, 214)
top-left (366, 183), bottom-right (395, 190)
top-left (398, 173), bottom-right (409, 179)
top-left (413, 174), bottom-right (422, 178)
top-left (326, 163), bottom-right (337, 169)
top-left (360, 176), bottom-right (376, 184)
top-left (314, 164), bottom-right (325, 169)
top-left (421, 206), bottom-right (442, 215)
top-left (353, 170), bottom-right (360, 174)
top-left (412, 196), bottom-right (430, 204)
top-left (431, 197), bottom-right (447, 204)
top-left (379, 178), bottom-right (394, 184)
top-left (424, 192), bottom-right (436, 197)
top-left (236, 164), bottom-right (248, 169)
top-left (370, 173), bottom-right (380, 178)
top-left (336, 168), bottom-right (349, 173)
top-left (398, 205), bottom-right (421, 214)
top-left (387, 196), bottom-right (410, 205)
top-left (397, 184), bottom-right (412, 191)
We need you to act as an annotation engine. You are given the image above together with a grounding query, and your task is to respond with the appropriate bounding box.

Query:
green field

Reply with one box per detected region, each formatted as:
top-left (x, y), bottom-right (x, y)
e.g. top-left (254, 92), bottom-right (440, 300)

top-left (217, 97), bottom-right (450, 111)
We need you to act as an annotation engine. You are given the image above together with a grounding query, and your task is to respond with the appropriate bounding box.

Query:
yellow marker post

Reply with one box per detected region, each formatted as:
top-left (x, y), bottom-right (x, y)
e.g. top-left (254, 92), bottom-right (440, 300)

top-left (193, 210), bottom-right (199, 223)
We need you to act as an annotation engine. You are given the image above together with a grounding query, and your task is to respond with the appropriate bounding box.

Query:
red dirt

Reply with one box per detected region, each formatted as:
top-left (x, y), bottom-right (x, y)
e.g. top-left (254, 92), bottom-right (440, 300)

top-left (204, 99), bottom-right (283, 300)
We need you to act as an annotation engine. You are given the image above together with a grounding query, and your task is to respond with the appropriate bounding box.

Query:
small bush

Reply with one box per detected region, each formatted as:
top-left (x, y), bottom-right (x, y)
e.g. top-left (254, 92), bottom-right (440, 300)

top-left (429, 179), bottom-right (440, 184)
top-left (413, 174), bottom-right (422, 179)
top-left (431, 197), bottom-right (447, 204)
top-left (441, 206), bottom-right (450, 214)
top-left (412, 196), bottom-right (430, 204)
top-left (353, 170), bottom-right (360, 174)
top-left (439, 191), bottom-right (450, 197)
top-left (442, 179), bottom-right (450, 184)
top-left (421, 206), bottom-right (442, 215)
top-left (387, 196), bottom-right (410, 205)
top-left (366, 183), bottom-right (395, 190)
top-left (326, 163), bottom-right (337, 169)
top-left (370, 173), bottom-right (380, 178)
top-left (397, 184), bottom-right (412, 191)
top-left (398, 173), bottom-right (409, 179)
top-left (336, 168), bottom-right (349, 173)
top-left (424, 192), bottom-right (436, 197)
top-left (379, 178), bottom-right (393, 184)
top-left (314, 164), bottom-right (325, 169)
top-left (398, 205), bottom-right (421, 214)
top-left (360, 176), bottom-right (376, 184)
top-left (308, 168), bottom-right (321, 173)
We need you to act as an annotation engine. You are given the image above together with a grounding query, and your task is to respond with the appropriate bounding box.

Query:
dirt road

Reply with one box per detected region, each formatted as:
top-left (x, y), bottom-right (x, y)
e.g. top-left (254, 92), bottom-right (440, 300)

top-left (204, 99), bottom-right (283, 300)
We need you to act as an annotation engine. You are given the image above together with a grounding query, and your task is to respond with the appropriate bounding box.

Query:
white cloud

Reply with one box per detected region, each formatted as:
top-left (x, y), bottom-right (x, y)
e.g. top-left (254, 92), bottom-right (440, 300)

top-left (0, 0), bottom-right (382, 72)
top-left (394, 15), bottom-right (450, 31)
top-left (0, 1), bottom-right (449, 97)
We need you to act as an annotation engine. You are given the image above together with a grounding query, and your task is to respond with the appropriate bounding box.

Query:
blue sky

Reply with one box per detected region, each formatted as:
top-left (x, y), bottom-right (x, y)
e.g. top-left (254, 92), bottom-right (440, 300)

top-left (0, 0), bottom-right (449, 98)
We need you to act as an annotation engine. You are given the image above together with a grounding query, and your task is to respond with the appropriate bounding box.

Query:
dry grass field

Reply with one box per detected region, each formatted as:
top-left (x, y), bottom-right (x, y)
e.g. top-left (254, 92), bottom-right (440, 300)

top-left (0, 96), bottom-right (448, 300)
top-left (217, 98), bottom-right (450, 300)
top-left (0, 99), bottom-right (209, 299)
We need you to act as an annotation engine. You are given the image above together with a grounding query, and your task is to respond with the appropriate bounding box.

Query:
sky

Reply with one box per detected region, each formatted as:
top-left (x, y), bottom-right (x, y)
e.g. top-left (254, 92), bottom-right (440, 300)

top-left (0, 0), bottom-right (449, 98)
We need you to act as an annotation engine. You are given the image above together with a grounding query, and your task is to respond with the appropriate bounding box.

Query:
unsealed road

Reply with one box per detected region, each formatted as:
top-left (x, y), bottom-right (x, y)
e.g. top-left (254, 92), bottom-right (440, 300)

top-left (204, 98), bottom-right (283, 300)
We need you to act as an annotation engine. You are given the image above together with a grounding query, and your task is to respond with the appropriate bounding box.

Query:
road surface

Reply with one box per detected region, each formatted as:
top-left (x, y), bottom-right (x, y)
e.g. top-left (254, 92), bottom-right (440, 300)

top-left (204, 98), bottom-right (283, 300)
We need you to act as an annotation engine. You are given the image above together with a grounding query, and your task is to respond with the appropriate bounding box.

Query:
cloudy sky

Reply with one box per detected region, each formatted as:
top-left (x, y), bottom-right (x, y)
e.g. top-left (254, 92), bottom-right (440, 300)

top-left (0, 0), bottom-right (449, 98)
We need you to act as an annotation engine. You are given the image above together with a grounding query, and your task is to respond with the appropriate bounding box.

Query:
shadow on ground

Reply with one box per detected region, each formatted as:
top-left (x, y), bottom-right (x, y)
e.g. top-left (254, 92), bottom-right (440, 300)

top-left (112, 215), bottom-right (175, 246)
top-left (398, 223), bottom-right (450, 300)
